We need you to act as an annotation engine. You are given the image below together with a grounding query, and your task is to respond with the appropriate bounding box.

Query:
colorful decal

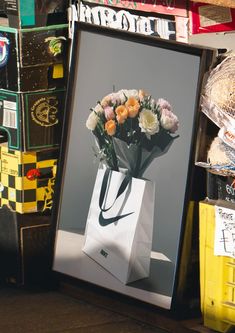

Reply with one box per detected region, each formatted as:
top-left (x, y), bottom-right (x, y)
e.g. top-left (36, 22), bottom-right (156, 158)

top-left (45, 36), bottom-right (66, 56)
top-left (31, 96), bottom-right (59, 127)
top-left (0, 34), bottom-right (9, 68)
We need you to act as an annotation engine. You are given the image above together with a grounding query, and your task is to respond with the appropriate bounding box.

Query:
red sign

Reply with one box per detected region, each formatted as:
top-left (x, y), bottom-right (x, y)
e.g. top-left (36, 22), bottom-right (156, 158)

top-left (83, 0), bottom-right (188, 17)
top-left (190, 1), bottom-right (235, 34)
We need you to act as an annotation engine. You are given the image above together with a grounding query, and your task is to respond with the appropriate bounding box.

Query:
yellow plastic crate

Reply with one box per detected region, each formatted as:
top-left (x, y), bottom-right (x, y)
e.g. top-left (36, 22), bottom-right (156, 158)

top-left (199, 201), bottom-right (235, 333)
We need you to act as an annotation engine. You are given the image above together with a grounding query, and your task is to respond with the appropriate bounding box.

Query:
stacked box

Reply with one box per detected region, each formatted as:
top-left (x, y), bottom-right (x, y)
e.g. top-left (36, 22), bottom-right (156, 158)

top-left (0, 4), bottom-right (69, 216)
top-left (0, 88), bottom-right (66, 151)
top-left (0, 24), bottom-right (69, 91)
top-left (207, 171), bottom-right (235, 203)
top-left (0, 1), bottom-right (69, 286)
top-left (0, 205), bottom-right (52, 286)
top-left (0, 0), bottom-right (69, 28)
top-left (0, 143), bottom-right (58, 213)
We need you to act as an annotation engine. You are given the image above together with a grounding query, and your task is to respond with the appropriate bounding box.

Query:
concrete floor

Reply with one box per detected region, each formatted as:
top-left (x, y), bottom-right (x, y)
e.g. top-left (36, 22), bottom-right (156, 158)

top-left (0, 284), bottom-right (174, 333)
top-left (0, 279), bottom-right (215, 333)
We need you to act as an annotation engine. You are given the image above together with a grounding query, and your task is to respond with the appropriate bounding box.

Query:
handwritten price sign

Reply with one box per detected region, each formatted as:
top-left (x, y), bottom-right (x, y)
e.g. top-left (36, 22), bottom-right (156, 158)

top-left (215, 206), bottom-right (235, 258)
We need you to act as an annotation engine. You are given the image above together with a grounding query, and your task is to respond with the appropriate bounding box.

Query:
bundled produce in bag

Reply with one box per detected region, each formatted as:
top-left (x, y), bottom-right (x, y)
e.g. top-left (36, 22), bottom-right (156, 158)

top-left (83, 88), bottom-right (179, 284)
top-left (200, 54), bottom-right (235, 176)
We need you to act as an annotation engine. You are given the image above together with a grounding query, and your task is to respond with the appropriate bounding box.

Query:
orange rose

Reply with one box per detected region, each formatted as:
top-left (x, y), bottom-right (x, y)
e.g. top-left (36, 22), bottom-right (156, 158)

top-left (125, 97), bottom-right (140, 118)
top-left (105, 119), bottom-right (116, 136)
top-left (138, 89), bottom-right (148, 101)
top-left (115, 105), bottom-right (128, 124)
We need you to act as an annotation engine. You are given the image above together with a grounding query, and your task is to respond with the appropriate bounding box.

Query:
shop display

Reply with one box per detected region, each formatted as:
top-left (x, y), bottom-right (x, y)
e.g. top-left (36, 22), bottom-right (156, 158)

top-left (0, 0), bottom-right (69, 28)
top-left (53, 23), bottom-right (214, 310)
top-left (196, 54), bottom-right (235, 177)
top-left (0, 24), bottom-right (68, 91)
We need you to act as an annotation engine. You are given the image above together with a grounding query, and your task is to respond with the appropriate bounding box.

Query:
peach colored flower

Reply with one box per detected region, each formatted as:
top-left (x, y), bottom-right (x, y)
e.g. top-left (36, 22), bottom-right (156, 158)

top-left (105, 119), bottom-right (116, 136)
top-left (101, 94), bottom-right (112, 108)
top-left (115, 105), bottom-right (128, 124)
top-left (138, 89), bottom-right (148, 101)
top-left (125, 97), bottom-right (140, 118)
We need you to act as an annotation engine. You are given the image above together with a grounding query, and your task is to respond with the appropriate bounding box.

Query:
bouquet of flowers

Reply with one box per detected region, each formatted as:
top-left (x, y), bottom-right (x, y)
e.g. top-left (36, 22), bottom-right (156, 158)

top-left (86, 89), bottom-right (179, 178)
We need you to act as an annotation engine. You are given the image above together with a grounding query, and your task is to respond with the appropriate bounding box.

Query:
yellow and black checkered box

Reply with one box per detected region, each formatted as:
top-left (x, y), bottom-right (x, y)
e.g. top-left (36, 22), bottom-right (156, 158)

top-left (0, 143), bottom-right (58, 214)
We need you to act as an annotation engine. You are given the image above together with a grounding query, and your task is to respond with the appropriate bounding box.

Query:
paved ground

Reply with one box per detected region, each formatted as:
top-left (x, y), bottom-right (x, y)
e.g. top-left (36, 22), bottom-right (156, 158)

top-left (0, 280), bottom-right (215, 333)
top-left (0, 284), bottom-right (173, 333)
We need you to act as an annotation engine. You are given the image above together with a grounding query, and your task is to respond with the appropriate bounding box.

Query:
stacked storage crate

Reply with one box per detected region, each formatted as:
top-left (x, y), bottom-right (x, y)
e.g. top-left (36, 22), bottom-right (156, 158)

top-left (0, 0), bottom-right (69, 286)
top-left (195, 55), bottom-right (235, 332)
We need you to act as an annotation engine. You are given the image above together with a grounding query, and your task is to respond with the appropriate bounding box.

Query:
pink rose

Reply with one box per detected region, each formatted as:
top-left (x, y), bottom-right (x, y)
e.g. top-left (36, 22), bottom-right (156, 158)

top-left (104, 106), bottom-right (115, 120)
top-left (157, 98), bottom-right (172, 111)
top-left (160, 109), bottom-right (179, 133)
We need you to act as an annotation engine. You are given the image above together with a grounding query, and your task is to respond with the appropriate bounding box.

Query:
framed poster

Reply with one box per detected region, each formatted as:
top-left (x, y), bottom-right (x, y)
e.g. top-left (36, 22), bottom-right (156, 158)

top-left (52, 22), bottom-right (215, 310)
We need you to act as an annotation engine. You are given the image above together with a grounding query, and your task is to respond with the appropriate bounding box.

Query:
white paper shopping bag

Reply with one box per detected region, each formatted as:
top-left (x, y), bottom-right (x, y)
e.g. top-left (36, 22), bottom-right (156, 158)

top-left (82, 167), bottom-right (155, 284)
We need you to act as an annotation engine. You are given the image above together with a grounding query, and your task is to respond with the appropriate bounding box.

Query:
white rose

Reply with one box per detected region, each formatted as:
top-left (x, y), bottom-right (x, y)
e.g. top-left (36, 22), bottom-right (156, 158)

top-left (117, 89), bottom-right (139, 103)
top-left (94, 103), bottom-right (104, 114)
top-left (86, 111), bottom-right (99, 130)
top-left (117, 89), bottom-right (128, 104)
top-left (126, 89), bottom-right (139, 99)
top-left (139, 109), bottom-right (159, 139)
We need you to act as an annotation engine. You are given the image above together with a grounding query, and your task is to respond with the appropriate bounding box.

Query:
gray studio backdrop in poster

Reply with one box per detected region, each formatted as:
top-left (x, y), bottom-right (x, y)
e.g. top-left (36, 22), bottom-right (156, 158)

top-left (53, 25), bottom-right (214, 309)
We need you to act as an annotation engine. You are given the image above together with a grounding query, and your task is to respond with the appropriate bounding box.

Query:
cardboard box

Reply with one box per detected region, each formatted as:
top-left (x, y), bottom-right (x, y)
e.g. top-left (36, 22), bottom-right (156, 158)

top-left (0, 143), bottom-right (58, 213)
top-left (190, 1), bottom-right (235, 34)
top-left (0, 205), bottom-right (52, 286)
top-left (207, 170), bottom-right (235, 203)
top-left (0, 88), bottom-right (66, 151)
top-left (0, 0), bottom-right (69, 28)
top-left (0, 24), bottom-right (69, 92)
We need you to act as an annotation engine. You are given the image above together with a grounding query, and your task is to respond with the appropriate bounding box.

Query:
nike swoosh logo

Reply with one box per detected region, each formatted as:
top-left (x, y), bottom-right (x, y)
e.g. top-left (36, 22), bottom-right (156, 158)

top-left (99, 211), bottom-right (134, 227)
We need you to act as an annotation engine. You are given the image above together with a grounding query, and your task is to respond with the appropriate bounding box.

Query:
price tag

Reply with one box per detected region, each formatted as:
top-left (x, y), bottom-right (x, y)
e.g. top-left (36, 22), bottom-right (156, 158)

top-left (214, 205), bottom-right (235, 258)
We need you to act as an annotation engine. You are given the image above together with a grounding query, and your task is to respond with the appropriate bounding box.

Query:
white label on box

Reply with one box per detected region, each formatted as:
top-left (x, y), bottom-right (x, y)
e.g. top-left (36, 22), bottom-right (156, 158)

top-left (214, 205), bottom-right (235, 258)
top-left (199, 5), bottom-right (232, 27)
top-left (3, 109), bottom-right (17, 129)
top-left (3, 100), bottom-right (17, 110)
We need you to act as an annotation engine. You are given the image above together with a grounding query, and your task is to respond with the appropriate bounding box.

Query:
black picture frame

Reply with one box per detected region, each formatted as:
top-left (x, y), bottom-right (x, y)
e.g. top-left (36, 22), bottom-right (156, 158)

top-left (51, 22), bottom-right (215, 311)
